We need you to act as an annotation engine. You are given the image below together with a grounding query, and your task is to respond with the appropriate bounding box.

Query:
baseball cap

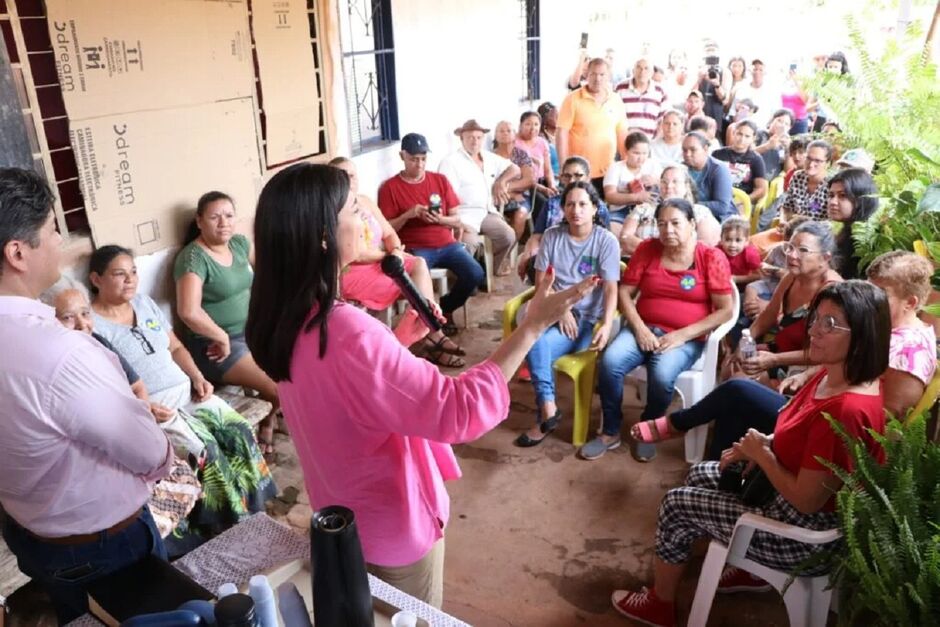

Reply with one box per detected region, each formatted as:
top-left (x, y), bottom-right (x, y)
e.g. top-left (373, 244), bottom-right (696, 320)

top-left (837, 148), bottom-right (875, 173)
top-left (401, 133), bottom-right (430, 155)
top-left (688, 89), bottom-right (704, 99)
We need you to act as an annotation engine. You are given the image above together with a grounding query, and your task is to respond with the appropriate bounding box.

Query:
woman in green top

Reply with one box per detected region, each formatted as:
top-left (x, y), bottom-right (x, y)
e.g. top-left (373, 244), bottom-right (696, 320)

top-left (174, 191), bottom-right (278, 455)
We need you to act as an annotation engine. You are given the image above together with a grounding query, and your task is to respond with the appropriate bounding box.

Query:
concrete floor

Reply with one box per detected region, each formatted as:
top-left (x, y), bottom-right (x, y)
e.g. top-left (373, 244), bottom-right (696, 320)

top-left (0, 275), bottom-right (801, 626)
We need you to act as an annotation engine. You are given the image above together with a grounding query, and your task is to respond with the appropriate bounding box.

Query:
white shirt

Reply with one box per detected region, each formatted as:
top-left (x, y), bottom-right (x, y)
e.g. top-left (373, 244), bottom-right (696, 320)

top-left (602, 158), bottom-right (663, 211)
top-left (650, 139), bottom-right (683, 166)
top-left (0, 296), bottom-right (172, 536)
top-left (438, 148), bottom-right (513, 232)
top-left (733, 81), bottom-right (781, 129)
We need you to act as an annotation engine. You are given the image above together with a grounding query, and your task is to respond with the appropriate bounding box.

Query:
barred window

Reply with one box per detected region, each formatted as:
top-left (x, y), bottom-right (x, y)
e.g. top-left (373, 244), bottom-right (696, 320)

top-left (338, 0), bottom-right (399, 154)
top-left (521, 0), bottom-right (540, 102)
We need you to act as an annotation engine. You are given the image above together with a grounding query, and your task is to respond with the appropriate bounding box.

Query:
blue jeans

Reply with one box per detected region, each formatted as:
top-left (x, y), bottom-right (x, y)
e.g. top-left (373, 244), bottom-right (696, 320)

top-left (598, 326), bottom-right (704, 435)
top-left (412, 242), bottom-right (484, 314)
top-left (526, 317), bottom-right (596, 408)
top-left (669, 378), bottom-right (786, 460)
top-left (2, 506), bottom-right (167, 623)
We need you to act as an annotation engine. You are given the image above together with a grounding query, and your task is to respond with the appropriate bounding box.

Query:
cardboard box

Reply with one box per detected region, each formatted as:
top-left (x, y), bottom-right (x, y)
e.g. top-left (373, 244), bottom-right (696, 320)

top-left (252, 0), bottom-right (321, 164)
top-left (70, 98), bottom-right (263, 254)
top-left (45, 0), bottom-right (253, 120)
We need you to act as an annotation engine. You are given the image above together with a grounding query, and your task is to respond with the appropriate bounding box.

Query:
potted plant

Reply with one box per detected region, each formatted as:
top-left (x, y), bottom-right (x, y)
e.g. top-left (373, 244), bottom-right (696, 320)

top-left (806, 16), bottom-right (940, 271)
top-left (818, 413), bottom-right (940, 626)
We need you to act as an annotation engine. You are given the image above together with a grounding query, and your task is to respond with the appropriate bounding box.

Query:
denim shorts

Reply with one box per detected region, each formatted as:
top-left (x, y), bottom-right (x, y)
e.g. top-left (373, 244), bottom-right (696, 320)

top-left (186, 332), bottom-right (250, 382)
top-left (608, 206), bottom-right (630, 224)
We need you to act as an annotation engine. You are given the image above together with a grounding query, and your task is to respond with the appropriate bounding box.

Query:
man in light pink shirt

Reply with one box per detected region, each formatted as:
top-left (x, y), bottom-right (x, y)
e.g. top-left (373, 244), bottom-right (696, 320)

top-left (0, 168), bottom-right (173, 623)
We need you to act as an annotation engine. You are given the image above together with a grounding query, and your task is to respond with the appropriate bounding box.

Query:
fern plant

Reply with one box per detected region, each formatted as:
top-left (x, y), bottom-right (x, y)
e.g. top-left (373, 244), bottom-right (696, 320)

top-left (816, 413), bottom-right (940, 626)
top-left (806, 15), bottom-right (940, 270)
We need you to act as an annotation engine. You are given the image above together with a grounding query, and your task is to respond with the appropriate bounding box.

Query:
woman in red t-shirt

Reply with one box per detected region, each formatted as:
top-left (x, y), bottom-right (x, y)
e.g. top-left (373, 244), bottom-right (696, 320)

top-left (611, 281), bottom-right (889, 627)
top-left (581, 198), bottom-right (735, 462)
top-left (734, 220), bottom-right (841, 383)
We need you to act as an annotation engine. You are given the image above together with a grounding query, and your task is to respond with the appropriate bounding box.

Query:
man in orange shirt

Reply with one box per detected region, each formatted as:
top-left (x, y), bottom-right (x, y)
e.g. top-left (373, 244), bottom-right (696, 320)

top-left (556, 58), bottom-right (629, 195)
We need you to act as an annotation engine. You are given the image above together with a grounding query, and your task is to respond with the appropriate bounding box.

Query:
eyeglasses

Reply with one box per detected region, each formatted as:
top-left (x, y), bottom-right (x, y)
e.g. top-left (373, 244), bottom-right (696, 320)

top-left (130, 326), bottom-right (155, 355)
top-left (782, 242), bottom-right (822, 257)
top-left (559, 172), bottom-right (586, 181)
top-left (807, 313), bottom-right (851, 335)
top-left (805, 157), bottom-right (828, 165)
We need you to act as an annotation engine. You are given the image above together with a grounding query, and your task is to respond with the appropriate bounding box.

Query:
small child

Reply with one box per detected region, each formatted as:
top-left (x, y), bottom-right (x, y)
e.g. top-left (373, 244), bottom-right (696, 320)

top-left (718, 216), bottom-right (761, 286)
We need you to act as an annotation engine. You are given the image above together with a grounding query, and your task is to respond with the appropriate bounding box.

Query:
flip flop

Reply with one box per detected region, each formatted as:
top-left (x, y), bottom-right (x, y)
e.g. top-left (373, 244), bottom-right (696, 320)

top-left (631, 416), bottom-right (674, 444)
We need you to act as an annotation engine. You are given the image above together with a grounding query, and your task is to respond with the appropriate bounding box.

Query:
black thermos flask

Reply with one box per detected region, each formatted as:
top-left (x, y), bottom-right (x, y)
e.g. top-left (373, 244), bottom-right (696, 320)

top-left (310, 505), bottom-right (374, 627)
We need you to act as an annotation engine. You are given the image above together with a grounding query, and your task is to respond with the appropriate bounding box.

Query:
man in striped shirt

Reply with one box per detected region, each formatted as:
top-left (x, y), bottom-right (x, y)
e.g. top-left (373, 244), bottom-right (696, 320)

top-left (614, 58), bottom-right (669, 139)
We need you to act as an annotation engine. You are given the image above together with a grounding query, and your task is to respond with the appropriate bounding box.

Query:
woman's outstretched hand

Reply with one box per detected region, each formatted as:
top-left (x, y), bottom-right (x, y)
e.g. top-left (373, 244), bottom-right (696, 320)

top-left (522, 266), bottom-right (598, 333)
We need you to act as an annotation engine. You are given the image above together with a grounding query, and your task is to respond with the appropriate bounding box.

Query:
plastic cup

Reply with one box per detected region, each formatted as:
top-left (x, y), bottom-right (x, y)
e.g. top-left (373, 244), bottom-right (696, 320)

top-left (390, 610), bottom-right (418, 627)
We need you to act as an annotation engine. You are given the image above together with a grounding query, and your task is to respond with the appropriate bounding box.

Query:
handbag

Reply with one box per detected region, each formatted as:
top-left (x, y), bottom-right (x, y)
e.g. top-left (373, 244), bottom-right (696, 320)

top-left (718, 462), bottom-right (778, 508)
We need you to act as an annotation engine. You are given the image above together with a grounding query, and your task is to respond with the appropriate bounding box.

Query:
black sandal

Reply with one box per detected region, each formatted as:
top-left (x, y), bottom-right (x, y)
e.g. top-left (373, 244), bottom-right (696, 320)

top-left (422, 335), bottom-right (466, 356)
top-left (423, 339), bottom-right (466, 368)
top-left (514, 411), bottom-right (562, 447)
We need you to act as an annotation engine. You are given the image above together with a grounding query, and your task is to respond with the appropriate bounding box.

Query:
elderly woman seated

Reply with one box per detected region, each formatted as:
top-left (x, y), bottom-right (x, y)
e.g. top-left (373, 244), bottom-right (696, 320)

top-left (582, 198), bottom-right (735, 462)
top-left (610, 281), bottom-right (889, 627)
top-left (88, 244), bottom-right (276, 539)
top-left (513, 181), bottom-right (620, 447)
top-left (618, 163), bottom-right (721, 257)
top-left (632, 251), bottom-right (936, 460)
top-left (40, 278), bottom-right (201, 552)
top-left (728, 221), bottom-right (841, 384)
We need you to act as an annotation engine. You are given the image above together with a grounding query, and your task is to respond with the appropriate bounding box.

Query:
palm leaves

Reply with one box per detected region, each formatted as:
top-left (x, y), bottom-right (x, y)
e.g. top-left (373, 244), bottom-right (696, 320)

top-left (186, 407), bottom-right (267, 517)
top-left (806, 14), bottom-right (940, 271)
top-left (815, 413), bottom-right (940, 626)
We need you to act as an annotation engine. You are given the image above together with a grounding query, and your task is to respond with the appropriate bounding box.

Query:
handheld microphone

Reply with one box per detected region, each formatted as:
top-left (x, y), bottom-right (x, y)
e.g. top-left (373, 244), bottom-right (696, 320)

top-left (380, 254), bottom-right (443, 332)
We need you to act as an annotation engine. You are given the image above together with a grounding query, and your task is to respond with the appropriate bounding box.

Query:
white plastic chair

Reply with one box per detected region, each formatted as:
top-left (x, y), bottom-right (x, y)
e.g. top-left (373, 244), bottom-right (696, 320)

top-left (687, 512), bottom-right (840, 627)
top-left (629, 281), bottom-right (739, 463)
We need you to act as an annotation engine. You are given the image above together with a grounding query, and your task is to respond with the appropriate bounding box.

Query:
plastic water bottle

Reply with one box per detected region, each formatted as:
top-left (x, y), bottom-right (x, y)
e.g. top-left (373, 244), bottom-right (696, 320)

top-left (739, 329), bottom-right (757, 362)
top-left (248, 575), bottom-right (278, 627)
top-left (276, 582), bottom-right (313, 627)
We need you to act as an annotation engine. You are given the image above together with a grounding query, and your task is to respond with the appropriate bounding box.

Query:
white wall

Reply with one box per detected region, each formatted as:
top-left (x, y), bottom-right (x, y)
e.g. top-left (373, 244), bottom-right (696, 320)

top-left (329, 0), bottom-right (527, 197)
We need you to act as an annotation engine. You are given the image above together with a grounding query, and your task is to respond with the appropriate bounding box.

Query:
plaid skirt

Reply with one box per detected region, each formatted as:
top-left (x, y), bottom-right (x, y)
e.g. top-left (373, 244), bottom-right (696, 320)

top-left (655, 462), bottom-right (839, 575)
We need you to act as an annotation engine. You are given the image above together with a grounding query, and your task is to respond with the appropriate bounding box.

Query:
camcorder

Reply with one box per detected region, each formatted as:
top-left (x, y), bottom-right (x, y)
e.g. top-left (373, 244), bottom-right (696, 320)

top-left (704, 55), bottom-right (721, 80)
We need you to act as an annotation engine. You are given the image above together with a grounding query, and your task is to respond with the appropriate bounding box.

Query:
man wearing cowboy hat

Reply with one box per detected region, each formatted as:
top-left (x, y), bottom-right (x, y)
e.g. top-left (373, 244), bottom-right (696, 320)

top-left (438, 119), bottom-right (519, 274)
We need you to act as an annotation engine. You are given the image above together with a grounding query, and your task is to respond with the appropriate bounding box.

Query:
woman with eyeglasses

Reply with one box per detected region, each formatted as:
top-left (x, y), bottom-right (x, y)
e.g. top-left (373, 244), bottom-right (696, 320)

top-left (731, 221), bottom-right (840, 385)
top-left (632, 249), bottom-right (934, 462)
top-left (89, 245), bottom-right (276, 536)
top-left (515, 156), bottom-right (611, 282)
top-left (779, 139), bottom-right (833, 220)
top-left (612, 281), bottom-right (888, 627)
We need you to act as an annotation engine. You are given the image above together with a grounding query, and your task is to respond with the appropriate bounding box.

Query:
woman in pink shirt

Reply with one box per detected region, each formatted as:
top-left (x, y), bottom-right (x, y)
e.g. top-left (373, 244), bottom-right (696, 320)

top-left (244, 163), bottom-right (593, 607)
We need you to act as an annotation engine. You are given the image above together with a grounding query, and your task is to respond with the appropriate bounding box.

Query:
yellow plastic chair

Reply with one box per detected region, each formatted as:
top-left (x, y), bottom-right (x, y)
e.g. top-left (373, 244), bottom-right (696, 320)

top-left (732, 187), bottom-right (751, 222)
top-left (502, 262), bottom-right (626, 446)
top-left (909, 371), bottom-right (940, 421)
top-left (752, 175), bottom-right (783, 234)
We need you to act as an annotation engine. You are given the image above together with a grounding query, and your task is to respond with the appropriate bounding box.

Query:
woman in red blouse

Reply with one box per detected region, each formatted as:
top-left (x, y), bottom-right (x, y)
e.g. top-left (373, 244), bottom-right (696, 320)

top-left (610, 281), bottom-right (889, 627)
top-left (580, 198), bottom-right (735, 462)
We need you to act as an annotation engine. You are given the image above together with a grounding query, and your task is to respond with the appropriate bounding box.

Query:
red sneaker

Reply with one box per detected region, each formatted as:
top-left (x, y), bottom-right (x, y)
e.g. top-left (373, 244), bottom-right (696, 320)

top-left (517, 364), bottom-right (531, 382)
top-left (611, 587), bottom-right (675, 627)
top-left (717, 566), bottom-right (773, 593)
